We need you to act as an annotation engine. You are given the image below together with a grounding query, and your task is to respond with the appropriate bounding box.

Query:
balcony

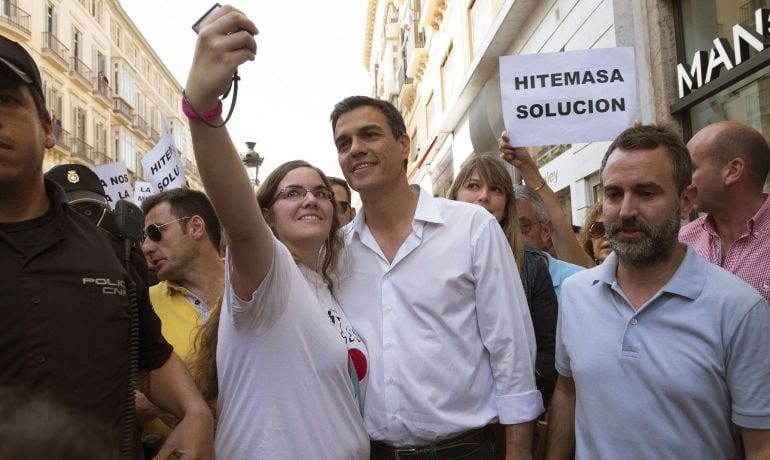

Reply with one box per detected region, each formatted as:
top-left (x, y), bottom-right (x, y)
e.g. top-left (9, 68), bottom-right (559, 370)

top-left (41, 32), bottom-right (70, 70)
top-left (70, 56), bottom-right (93, 89)
top-left (71, 138), bottom-right (96, 163)
top-left (404, 22), bottom-right (427, 78)
top-left (92, 75), bottom-right (112, 106)
top-left (0, 3), bottom-right (31, 38)
top-left (420, 0), bottom-right (446, 31)
top-left (397, 65), bottom-right (416, 109)
top-left (113, 96), bottom-right (133, 122)
top-left (52, 125), bottom-right (71, 152)
top-left (133, 114), bottom-right (149, 138)
top-left (150, 127), bottom-right (160, 143)
top-left (94, 147), bottom-right (111, 165)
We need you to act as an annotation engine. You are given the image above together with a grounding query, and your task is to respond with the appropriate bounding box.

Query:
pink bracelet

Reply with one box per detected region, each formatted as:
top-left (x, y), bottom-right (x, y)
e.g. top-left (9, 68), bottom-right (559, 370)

top-left (181, 96), bottom-right (223, 122)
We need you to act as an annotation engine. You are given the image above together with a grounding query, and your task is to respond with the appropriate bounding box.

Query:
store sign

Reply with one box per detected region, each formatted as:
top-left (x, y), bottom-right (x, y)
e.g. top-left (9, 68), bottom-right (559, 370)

top-left (677, 8), bottom-right (770, 98)
top-left (500, 47), bottom-right (637, 146)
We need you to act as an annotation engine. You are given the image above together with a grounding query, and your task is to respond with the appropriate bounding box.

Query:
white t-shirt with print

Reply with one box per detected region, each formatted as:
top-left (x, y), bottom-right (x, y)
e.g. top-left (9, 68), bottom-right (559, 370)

top-left (215, 238), bottom-right (369, 460)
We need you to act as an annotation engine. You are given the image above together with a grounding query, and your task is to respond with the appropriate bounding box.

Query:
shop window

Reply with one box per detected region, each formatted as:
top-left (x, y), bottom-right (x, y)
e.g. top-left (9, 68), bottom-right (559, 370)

top-left (678, 0), bottom-right (770, 191)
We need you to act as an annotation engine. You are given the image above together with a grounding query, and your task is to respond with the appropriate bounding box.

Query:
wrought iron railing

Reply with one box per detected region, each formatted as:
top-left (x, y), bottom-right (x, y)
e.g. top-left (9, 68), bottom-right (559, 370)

top-left (42, 32), bottom-right (70, 68)
top-left (70, 56), bottom-right (92, 85)
top-left (72, 137), bottom-right (95, 163)
top-left (0, 3), bottom-right (31, 34)
top-left (113, 97), bottom-right (133, 119)
top-left (53, 125), bottom-right (71, 151)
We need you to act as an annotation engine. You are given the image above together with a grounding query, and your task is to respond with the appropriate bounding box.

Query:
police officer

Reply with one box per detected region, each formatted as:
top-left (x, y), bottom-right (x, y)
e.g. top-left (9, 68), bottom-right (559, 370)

top-left (0, 36), bottom-right (214, 459)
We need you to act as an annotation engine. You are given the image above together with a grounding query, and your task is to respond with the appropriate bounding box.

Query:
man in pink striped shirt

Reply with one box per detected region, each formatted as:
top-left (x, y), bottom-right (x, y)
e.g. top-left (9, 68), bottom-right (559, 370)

top-left (679, 121), bottom-right (770, 303)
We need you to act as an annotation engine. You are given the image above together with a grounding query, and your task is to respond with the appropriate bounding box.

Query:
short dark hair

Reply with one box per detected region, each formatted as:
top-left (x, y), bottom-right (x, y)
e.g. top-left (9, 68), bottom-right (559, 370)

top-left (330, 95), bottom-right (406, 139)
top-left (328, 177), bottom-right (351, 202)
top-left (141, 188), bottom-right (222, 249)
top-left (708, 122), bottom-right (770, 188)
top-left (601, 124), bottom-right (692, 194)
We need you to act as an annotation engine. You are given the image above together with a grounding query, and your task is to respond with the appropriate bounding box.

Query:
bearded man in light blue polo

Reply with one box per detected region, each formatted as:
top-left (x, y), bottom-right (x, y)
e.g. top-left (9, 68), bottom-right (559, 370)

top-left (547, 125), bottom-right (770, 459)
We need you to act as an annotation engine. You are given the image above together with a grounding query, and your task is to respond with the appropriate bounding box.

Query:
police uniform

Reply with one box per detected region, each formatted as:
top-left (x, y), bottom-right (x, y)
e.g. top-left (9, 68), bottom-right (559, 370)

top-left (0, 179), bottom-right (172, 454)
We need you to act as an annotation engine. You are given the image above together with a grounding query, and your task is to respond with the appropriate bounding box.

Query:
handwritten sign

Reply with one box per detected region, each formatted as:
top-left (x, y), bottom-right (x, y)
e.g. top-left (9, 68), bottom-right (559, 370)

top-left (500, 47), bottom-right (637, 146)
top-left (133, 181), bottom-right (154, 206)
top-left (141, 131), bottom-right (186, 192)
top-left (93, 162), bottom-right (132, 208)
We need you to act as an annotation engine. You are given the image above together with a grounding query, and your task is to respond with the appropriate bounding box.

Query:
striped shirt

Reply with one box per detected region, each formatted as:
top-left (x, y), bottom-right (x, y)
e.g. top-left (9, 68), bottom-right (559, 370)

top-left (679, 193), bottom-right (770, 303)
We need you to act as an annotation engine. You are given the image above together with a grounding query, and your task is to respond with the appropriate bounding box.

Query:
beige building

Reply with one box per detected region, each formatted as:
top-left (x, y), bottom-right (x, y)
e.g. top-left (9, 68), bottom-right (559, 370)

top-left (0, 0), bottom-right (201, 190)
top-left (365, 0), bottom-right (767, 224)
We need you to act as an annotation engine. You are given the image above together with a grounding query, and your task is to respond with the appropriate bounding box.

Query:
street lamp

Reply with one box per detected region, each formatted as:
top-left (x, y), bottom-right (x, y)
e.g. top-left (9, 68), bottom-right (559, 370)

top-left (241, 141), bottom-right (264, 187)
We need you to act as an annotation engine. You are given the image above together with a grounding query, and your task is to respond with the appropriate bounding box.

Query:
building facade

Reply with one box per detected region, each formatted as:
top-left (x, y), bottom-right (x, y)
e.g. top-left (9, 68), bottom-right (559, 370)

top-left (364, 0), bottom-right (769, 225)
top-left (0, 0), bottom-right (201, 190)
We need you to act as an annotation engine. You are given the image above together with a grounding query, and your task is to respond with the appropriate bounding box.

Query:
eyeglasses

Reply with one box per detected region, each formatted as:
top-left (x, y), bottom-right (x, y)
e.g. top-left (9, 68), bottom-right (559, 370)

top-left (337, 200), bottom-right (350, 212)
top-left (589, 221), bottom-right (606, 239)
top-left (519, 218), bottom-right (541, 235)
top-left (143, 216), bottom-right (191, 242)
top-left (270, 186), bottom-right (334, 207)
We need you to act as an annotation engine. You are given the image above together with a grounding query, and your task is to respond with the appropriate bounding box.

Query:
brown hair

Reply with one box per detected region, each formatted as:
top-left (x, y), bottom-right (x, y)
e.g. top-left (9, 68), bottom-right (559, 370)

top-left (602, 124), bottom-right (692, 194)
top-left (448, 154), bottom-right (525, 272)
top-left (579, 202), bottom-right (604, 262)
top-left (190, 299), bottom-right (221, 413)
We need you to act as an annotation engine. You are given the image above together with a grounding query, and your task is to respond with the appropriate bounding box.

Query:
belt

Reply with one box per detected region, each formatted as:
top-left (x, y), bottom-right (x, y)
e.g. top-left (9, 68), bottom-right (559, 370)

top-left (371, 425), bottom-right (494, 460)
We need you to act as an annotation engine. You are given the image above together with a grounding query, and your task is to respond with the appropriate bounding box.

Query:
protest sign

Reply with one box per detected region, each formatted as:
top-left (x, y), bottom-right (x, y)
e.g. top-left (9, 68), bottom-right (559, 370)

top-left (141, 131), bottom-right (186, 192)
top-left (500, 47), bottom-right (637, 146)
top-left (133, 181), bottom-right (154, 206)
top-left (93, 162), bottom-right (132, 208)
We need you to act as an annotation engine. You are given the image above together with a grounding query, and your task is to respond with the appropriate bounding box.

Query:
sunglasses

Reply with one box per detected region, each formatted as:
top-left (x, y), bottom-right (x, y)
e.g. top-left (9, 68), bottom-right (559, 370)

top-left (143, 216), bottom-right (192, 242)
top-left (269, 186), bottom-right (334, 207)
top-left (589, 221), bottom-right (606, 239)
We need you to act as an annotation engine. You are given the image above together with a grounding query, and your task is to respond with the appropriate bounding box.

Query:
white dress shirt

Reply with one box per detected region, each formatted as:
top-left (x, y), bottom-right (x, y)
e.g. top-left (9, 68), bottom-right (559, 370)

top-left (336, 186), bottom-right (543, 446)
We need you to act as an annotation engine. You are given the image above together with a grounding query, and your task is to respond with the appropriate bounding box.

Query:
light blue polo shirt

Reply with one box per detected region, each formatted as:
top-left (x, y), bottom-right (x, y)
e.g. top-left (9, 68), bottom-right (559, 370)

top-left (544, 252), bottom-right (583, 300)
top-left (556, 245), bottom-right (770, 460)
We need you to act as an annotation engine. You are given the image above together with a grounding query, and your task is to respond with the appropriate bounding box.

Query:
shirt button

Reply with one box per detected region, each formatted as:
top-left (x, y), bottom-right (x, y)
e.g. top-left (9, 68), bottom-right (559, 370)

top-left (391, 415), bottom-right (396, 421)
top-left (35, 355), bottom-right (46, 364)
top-left (630, 318), bottom-right (638, 325)
top-left (388, 378), bottom-right (394, 384)
top-left (31, 296), bottom-right (41, 305)
top-left (384, 342), bottom-right (393, 349)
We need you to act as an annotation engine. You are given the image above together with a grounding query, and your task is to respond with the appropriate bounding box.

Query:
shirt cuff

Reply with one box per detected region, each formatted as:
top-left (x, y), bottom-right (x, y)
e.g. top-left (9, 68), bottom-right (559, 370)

top-left (496, 390), bottom-right (544, 424)
top-left (733, 412), bottom-right (770, 429)
top-left (555, 362), bottom-right (573, 377)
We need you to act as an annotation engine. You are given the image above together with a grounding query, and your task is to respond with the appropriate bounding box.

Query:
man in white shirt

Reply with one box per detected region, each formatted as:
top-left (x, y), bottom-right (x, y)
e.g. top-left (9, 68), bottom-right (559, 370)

top-left (330, 96), bottom-right (542, 459)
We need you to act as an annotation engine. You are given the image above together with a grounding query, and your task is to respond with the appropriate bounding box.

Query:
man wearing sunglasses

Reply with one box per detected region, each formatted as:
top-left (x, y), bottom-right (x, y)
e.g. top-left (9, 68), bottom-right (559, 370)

top-left (139, 188), bottom-right (224, 442)
top-left (329, 176), bottom-right (356, 226)
top-left (0, 37), bottom-right (213, 459)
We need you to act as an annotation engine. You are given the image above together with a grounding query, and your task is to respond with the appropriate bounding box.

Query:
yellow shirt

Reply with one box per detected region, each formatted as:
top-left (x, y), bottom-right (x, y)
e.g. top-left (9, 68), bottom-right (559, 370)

top-left (144, 280), bottom-right (205, 437)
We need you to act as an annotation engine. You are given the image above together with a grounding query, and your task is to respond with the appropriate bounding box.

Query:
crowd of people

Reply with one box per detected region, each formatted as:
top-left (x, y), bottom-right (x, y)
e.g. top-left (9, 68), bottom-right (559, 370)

top-left (2, 4), bottom-right (770, 460)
